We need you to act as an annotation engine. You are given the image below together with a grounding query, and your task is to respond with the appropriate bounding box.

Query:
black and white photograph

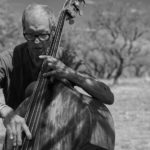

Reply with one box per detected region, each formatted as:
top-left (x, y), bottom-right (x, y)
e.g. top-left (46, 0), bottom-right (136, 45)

top-left (0, 0), bottom-right (150, 150)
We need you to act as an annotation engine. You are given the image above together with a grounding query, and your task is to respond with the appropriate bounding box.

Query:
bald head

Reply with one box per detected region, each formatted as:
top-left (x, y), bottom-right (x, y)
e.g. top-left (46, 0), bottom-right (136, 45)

top-left (22, 4), bottom-right (56, 64)
top-left (22, 4), bottom-right (56, 31)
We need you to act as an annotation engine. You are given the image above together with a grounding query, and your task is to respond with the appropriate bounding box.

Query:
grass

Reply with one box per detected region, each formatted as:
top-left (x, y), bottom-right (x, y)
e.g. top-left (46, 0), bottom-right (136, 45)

top-left (0, 78), bottom-right (150, 150)
top-left (108, 78), bottom-right (150, 150)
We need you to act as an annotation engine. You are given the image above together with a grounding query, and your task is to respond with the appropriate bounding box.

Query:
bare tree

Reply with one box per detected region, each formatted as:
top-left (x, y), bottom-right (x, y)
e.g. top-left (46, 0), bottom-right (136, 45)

top-left (86, 0), bottom-right (149, 83)
top-left (60, 29), bottom-right (84, 71)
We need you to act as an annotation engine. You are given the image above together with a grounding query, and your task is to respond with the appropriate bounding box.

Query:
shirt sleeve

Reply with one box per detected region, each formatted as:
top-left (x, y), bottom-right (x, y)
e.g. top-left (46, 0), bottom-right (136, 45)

top-left (0, 50), bottom-right (13, 88)
top-left (0, 57), bottom-right (6, 87)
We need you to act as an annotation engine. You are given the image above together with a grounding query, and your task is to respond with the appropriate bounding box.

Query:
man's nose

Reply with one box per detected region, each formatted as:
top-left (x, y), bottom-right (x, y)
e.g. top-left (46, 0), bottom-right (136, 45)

top-left (34, 37), bottom-right (40, 44)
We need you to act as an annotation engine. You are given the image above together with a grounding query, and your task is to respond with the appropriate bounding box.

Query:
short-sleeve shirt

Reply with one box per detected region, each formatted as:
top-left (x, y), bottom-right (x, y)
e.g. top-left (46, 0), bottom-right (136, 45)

top-left (0, 42), bottom-right (91, 109)
top-left (0, 43), bottom-right (115, 150)
top-left (0, 49), bottom-right (13, 100)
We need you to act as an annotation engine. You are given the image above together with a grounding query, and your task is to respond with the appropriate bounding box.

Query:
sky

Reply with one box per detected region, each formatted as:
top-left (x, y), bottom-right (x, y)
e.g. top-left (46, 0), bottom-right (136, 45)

top-left (6, 0), bottom-right (150, 27)
top-left (7, 0), bottom-right (98, 27)
top-left (7, 0), bottom-right (150, 14)
top-left (8, 0), bottom-right (67, 15)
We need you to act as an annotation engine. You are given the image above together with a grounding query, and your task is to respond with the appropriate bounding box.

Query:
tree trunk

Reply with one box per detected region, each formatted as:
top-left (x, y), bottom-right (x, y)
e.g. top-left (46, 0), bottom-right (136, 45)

top-left (113, 58), bottom-right (124, 84)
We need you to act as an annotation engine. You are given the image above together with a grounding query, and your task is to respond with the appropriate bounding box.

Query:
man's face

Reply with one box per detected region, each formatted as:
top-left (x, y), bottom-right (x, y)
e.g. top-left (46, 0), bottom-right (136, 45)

top-left (23, 11), bottom-right (52, 60)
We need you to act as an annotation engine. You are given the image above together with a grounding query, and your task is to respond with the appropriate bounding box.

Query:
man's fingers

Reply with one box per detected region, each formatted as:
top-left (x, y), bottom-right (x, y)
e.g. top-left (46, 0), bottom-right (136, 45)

top-left (16, 124), bottom-right (22, 146)
top-left (39, 55), bottom-right (53, 60)
top-left (12, 134), bottom-right (17, 146)
top-left (43, 71), bottom-right (57, 77)
top-left (10, 134), bottom-right (13, 140)
top-left (39, 55), bottom-right (48, 59)
top-left (39, 55), bottom-right (57, 62)
top-left (22, 123), bottom-right (32, 140)
top-left (6, 126), bottom-right (13, 140)
top-left (11, 122), bottom-right (17, 146)
top-left (4, 114), bottom-right (31, 146)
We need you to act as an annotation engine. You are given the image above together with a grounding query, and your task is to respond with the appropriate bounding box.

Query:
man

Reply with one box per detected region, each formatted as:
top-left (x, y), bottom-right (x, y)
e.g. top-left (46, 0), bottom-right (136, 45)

top-left (0, 4), bottom-right (115, 150)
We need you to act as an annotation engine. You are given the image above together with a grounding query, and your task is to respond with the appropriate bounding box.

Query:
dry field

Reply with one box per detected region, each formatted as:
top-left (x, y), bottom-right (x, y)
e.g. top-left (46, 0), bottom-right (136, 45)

top-left (108, 78), bottom-right (150, 150)
top-left (0, 78), bottom-right (150, 150)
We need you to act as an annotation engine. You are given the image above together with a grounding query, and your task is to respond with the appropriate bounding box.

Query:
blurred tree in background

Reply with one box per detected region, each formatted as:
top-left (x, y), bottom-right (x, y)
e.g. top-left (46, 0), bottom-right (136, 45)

top-left (1, 0), bottom-right (150, 84)
top-left (79, 0), bottom-right (150, 83)
top-left (60, 29), bottom-right (84, 71)
top-left (0, 0), bottom-right (23, 52)
top-left (60, 0), bottom-right (150, 84)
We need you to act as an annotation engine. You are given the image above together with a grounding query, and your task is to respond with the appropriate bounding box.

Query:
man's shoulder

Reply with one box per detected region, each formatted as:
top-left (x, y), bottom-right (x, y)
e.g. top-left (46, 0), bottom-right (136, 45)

top-left (13, 42), bottom-right (27, 53)
top-left (0, 49), bottom-right (13, 59)
top-left (12, 42), bottom-right (28, 65)
top-left (0, 42), bottom-right (28, 57)
top-left (0, 49), bottom-right (14, 68)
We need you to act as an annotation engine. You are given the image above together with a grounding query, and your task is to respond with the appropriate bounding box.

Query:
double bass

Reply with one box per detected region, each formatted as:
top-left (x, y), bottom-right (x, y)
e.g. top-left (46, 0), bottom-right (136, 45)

top-left (5, 0), bottom-right (115, 150)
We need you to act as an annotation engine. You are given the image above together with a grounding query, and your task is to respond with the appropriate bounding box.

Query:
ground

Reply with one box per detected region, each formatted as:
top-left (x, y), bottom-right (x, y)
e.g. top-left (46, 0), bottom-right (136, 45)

top-left (0, 78), bottom-right (150, 150)
top-left (108, 78), bottom-right (150, 150)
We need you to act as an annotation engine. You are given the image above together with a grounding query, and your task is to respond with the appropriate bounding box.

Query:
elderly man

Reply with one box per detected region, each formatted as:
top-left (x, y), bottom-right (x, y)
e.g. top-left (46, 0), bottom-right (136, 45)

top-left (0, 3), bottom-right (115, 150)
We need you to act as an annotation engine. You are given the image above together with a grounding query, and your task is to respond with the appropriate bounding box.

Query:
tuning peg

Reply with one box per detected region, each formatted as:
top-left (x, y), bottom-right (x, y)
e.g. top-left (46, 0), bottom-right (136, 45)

top-left (78, 0), bottom-right (86, 5)
top-left (72, 1), bottom-right (80, 12)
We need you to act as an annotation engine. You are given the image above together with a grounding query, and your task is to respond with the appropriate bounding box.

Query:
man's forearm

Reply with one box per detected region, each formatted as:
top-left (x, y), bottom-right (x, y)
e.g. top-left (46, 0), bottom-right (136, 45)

top-left (68, 71), bottom-right (114, 105)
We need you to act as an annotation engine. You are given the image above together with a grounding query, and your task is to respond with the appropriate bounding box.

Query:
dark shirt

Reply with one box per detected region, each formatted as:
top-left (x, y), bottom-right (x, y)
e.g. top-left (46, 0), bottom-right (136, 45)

top-left (0, 43), bottom-right (91, 109)
top-left (0, 43), bottom-right (115, 150)
top-left (7, 43), bottom-right (41, 109)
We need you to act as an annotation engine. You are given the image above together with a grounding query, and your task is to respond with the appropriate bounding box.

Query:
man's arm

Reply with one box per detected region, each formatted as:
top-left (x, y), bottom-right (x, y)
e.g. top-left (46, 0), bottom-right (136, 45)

top-left (0, 50), bottom-right (14, 118)
top-left (40, 55), bottom-right (114, 105)
top-left (65, 70), bottom-right (114, 105)
top-left (0, 49), bottom-right (32, 146)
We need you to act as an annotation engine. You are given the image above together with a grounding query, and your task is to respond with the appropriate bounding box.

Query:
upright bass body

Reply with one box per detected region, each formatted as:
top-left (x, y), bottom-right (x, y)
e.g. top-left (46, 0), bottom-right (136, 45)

top-left (5, 81), bottom-right (115, 150)
top-left (39, 82), bottom-right (115, 150)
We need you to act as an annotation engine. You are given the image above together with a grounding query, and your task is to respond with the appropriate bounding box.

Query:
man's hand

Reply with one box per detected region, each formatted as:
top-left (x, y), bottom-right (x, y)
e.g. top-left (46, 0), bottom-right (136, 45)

top-left (3, 111), bottom-right (32, 146)
top-left (39, 55), bottom-right (74, 79)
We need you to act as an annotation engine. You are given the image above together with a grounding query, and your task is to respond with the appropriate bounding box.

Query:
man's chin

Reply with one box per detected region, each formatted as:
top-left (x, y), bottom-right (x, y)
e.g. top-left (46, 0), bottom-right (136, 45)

top-left (34, 47), bottom-right (43, 50)
top-left (28, 44), bottom-right (42, 50)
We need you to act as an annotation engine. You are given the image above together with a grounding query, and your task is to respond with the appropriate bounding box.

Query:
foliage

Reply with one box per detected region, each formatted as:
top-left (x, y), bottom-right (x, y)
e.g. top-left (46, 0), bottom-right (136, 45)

top-left (0, 0), bottom-right (23, 52)
top-left (60, 29), bottom-right (83, 71)
top-left (82, 0), bottom-right (150, 83)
